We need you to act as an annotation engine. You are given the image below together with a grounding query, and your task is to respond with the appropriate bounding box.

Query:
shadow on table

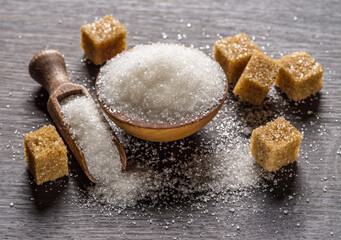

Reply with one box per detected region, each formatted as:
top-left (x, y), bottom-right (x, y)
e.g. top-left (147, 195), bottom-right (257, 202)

top-left (34, 87), bottom-right (49, 113)
top-left (85, 57), bottom-right (100, 89)
top-left (232, 86), bottom-right (322, 130)
top-left (231, 90), bottom-right (279, 130)
top-left (273, 86), bottom-right (322, 121)
top-left (27, 169), bottom-right (69, 212)
top-left (251, 161), bottom-right (305, 235)
top-left (264, 161), bottom-right (298, 200)
top-left (122, 131), bottom-right (215, 207)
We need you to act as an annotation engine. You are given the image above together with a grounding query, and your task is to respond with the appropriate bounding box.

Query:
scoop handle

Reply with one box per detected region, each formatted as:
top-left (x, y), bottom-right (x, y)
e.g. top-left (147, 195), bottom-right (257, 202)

top-left (29, 49), bottom-right (71, 95)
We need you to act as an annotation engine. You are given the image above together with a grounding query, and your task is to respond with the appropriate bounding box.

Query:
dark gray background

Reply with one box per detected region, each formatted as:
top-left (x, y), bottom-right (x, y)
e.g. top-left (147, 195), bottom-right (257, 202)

top-left (0, 0), bottom-right (340, 239)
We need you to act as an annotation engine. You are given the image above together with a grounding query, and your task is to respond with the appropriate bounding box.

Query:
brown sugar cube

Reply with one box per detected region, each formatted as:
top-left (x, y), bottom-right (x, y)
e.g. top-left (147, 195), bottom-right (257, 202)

top-left (275, 51), bottom-right (323, 101)
top-left (213, 33), bottom-right (261, 83)
top-left (24, 125), bottom-right (68, 185)
top-left (250, 117), bottom-right (303, 172)
top-left (233, 51), bottom-right (279, 105)
top-left (81, 15), bottom-right (127, 65)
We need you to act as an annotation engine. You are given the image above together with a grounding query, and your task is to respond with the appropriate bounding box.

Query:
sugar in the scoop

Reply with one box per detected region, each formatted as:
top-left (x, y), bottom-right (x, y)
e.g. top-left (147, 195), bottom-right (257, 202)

top-left (97, 43), bottom-right (226, 123)
top-left (60, 95), bottom-right (146, 207)
top-left (60, 95), bottom-right (122, 177)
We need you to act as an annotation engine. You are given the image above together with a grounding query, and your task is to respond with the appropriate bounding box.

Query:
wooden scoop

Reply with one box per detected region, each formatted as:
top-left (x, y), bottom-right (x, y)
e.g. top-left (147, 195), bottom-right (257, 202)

top-left (29, 49), bottom-right (127, 183)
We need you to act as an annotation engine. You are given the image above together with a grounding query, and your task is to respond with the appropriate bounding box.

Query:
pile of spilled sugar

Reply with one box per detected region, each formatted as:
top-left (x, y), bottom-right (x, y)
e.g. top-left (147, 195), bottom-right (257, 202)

top-left (60, 95), bottom-right (272, 209)
top-left (113, 102), bottom-right (273, 206)
top-left (97, 43), bottom-right (226, 123)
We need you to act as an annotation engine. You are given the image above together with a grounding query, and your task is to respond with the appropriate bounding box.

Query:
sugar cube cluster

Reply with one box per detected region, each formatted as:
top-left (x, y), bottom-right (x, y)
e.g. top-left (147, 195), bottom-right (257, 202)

top-left (213, 33), bottom-right (324, 104)
top-left (213, 34), bottom-right (316, 171)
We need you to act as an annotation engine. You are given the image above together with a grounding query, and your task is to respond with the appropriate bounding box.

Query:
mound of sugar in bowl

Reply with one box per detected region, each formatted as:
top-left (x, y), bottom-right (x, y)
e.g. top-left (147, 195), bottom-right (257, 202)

top-left (96, 43), bottom-right (227, 123)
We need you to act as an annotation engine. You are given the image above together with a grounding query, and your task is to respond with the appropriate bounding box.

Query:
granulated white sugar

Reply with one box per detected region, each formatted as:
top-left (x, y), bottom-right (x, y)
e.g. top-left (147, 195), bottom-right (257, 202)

top-left (97, 43), bottom-right (226, 123)
top-left (60, 95), bottom-right (268, 209)
top-left (60, 95), bottom-right (149, 207)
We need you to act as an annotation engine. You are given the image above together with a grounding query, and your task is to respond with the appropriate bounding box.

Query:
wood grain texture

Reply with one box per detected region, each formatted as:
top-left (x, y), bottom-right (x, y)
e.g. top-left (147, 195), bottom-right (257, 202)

top-left (0, 0), bottom-right (340, 239)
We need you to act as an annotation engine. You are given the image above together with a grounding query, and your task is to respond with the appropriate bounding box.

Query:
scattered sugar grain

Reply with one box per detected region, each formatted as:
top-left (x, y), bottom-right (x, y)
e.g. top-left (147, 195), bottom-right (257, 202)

top-left (101, 101), bottom-right (270, 208)
top-left (161, 33), bottom-right (168, 39)
top-left (97, 43), bottom-right (226, 123)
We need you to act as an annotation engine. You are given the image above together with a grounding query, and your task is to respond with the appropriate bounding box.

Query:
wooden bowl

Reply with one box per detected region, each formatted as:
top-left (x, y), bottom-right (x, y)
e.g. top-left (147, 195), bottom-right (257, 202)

top-left (95, 53), bottom-right (228, 142)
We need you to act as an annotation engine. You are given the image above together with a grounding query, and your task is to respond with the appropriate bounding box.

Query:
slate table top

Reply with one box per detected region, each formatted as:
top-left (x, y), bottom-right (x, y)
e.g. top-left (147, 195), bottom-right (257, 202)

top-left (0, 0), bottom-right (340, 239)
